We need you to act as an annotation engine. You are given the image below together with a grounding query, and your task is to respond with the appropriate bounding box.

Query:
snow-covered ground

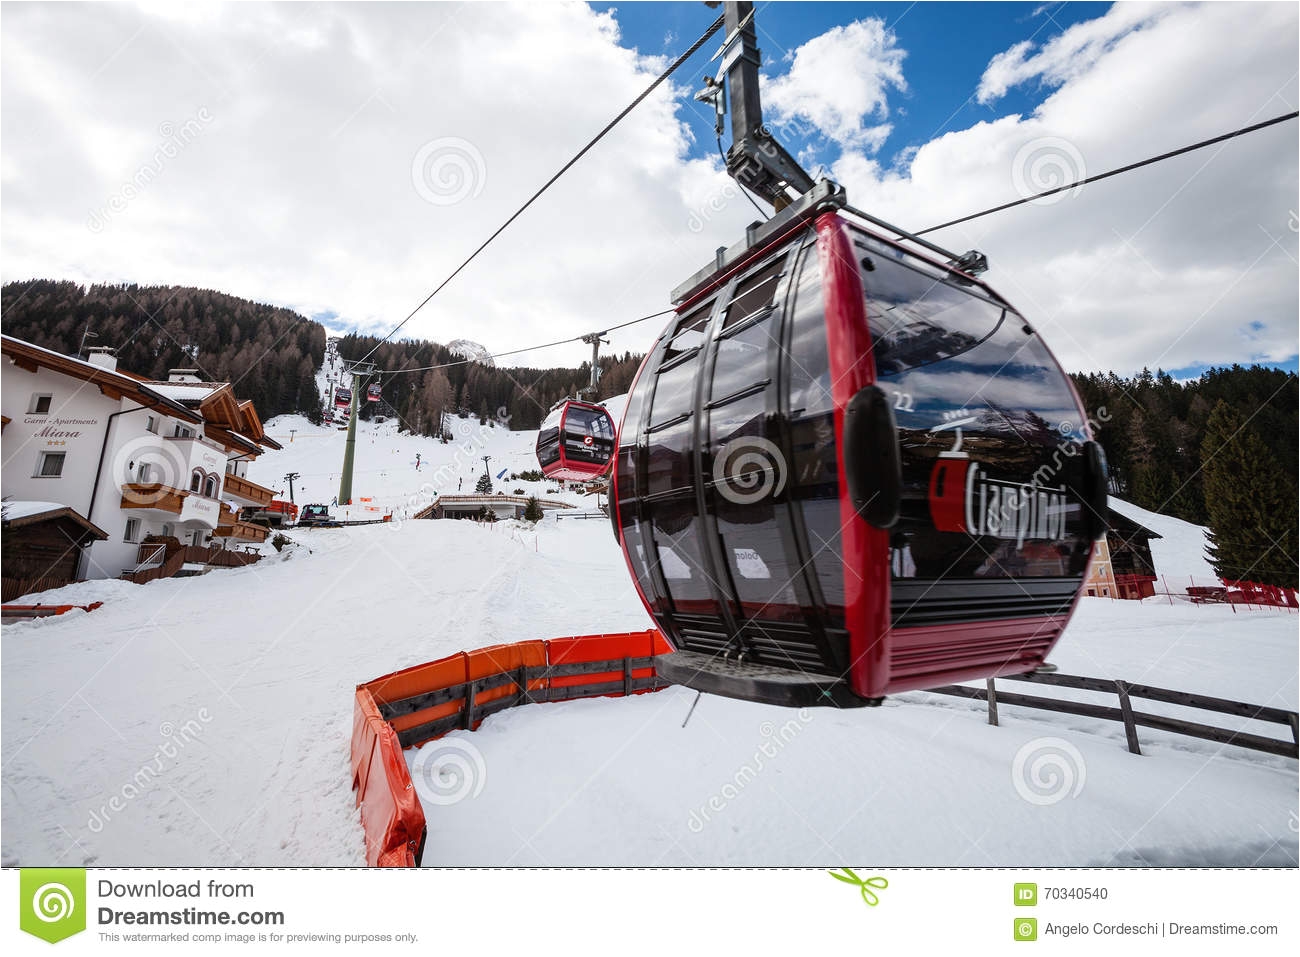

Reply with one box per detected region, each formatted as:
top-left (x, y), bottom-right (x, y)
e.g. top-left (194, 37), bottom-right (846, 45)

top-left (245, 412), bottom-right (587, 524)
top-left (3, 391), bottom-right (1295, 867)
top-left (408, 596), bottom-right (1297, 867)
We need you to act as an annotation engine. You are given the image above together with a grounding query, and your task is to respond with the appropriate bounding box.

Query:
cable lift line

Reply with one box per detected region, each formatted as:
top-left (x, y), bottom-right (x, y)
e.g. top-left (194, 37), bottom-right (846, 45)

top-left (912, 110), bottom-right (1300, 239)
top-left (353, 14), bottom-right (727, 368)
top-left (374, 308), bottom-right (675, 377)
top-left (361, 110), bottom-right (1300, 383)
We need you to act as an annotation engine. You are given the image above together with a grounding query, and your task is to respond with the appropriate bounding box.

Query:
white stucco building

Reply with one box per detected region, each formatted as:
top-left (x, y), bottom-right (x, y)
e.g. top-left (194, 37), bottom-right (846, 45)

top-left (2, 335), bottom-right (283, 582)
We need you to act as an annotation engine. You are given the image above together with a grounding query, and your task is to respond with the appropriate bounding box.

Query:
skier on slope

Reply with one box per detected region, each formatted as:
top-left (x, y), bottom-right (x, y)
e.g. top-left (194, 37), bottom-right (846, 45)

top-left (415, 453), bottom-right (421, 470)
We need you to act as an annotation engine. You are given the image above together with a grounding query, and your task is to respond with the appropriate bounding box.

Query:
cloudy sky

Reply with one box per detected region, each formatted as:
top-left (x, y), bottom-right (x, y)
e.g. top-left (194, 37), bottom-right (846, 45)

top-left (2, 1), bottom-right (1296, 376)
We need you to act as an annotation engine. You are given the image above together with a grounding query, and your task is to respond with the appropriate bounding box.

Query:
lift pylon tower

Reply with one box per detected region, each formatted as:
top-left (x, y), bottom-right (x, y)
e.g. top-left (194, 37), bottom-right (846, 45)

top-left (338, 360), bottom-right (377, 506)
top-left (579, 331), bottom-right (608, 400)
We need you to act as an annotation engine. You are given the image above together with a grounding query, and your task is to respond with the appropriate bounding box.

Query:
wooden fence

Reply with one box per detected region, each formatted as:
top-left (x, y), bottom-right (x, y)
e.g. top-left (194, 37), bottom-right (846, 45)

top-left (927, 671), bottom-right (1299, 759)
top-left (1, 575), bottom-right (80, 603)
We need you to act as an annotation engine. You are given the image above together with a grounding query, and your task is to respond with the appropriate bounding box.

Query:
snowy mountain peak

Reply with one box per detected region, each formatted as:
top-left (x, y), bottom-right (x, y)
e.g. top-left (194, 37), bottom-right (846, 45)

top-left (447, 339), bottom-right (494, 367)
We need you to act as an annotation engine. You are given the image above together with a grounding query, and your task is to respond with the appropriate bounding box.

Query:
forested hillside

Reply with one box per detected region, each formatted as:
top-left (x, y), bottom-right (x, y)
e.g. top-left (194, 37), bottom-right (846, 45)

top-left (0, 280), bottom-right (642, 432)
top-left (5, 279), bottom-right (1292, 584)
top-left (1071, 366), bottom-right (1297, 586)
top-left (334, 333), bottom-right (643, 433)
top-left (1, 279), bottom-right (325, 422)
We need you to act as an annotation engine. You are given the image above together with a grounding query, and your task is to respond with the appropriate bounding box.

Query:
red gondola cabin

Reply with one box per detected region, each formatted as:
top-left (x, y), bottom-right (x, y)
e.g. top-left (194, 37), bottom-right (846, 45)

top-left (612, 184), bottom-right (1108, 707)
top-left (535, 400), bottom-right (617, 482)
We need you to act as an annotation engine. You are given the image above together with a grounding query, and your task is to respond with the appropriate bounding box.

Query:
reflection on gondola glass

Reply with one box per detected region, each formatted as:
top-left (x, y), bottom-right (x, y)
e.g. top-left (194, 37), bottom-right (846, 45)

top-left (854, 228), bottom-right (1091, 625)
top-left (616, 210), bottom-right (1100, 705)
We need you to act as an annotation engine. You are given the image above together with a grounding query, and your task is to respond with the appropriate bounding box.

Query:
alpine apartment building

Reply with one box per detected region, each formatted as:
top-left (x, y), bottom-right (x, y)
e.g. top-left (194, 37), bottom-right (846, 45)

top-left (2, 334), bottom-right (282, 585)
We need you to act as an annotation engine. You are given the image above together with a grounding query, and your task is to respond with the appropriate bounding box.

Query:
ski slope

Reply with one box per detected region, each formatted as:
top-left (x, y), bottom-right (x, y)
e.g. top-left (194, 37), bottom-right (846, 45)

top-left (246, 413), bottom-right (587, 523)
top-left (3, 398), bottom-right (1295, 868)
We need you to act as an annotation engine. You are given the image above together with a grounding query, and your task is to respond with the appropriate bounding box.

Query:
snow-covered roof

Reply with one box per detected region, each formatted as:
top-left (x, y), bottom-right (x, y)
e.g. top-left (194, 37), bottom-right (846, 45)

top-left (1, 501), bottom-right (109, 539)
top-left (1109, 496), bottom-right (1218, 585)
top-left (2, 335), bottom-right (200, 422)
top-left (1, 500), bottom-right (68, 521)
top-left (145, 382), bottom-right (223, 402)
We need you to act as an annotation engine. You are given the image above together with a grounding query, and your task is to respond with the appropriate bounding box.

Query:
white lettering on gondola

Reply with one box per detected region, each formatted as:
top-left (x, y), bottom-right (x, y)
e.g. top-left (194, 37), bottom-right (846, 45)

top-left (963, 463), bottom-right (1069, 546)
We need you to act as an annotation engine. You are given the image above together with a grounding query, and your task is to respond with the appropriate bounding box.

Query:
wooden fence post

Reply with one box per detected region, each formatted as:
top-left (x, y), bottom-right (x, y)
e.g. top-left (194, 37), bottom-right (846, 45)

top-left (1114, 679), bottom-right (1142, 755)
top-left (986, 678), bottom-right (999, 727)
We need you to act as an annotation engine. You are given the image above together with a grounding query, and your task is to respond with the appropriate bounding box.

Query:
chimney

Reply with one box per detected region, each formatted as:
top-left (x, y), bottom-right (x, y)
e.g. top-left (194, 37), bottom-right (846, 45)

top-left (86, 347), bottom-right (118, 371)
top-left (168, 369), bottom-right (202, 383)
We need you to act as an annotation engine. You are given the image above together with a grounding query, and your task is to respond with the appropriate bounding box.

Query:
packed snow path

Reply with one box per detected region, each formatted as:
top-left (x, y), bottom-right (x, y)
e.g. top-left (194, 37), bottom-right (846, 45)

top-left (4, 516), bottom-right (1295, 867)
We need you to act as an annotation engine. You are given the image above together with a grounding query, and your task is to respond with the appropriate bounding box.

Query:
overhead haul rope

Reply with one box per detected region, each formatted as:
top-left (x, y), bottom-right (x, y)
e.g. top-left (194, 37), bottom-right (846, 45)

top-left (354, 14), bottom-right (726, 366)
top-left (375, 308), bottom-right (674, 376)
top-left (914, 111), bottom-right (1299, 237)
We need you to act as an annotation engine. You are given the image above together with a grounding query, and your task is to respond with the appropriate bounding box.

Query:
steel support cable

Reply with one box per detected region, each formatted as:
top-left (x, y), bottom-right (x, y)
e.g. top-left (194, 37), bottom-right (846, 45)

top-left (355, 14), bottom-right (726, 366)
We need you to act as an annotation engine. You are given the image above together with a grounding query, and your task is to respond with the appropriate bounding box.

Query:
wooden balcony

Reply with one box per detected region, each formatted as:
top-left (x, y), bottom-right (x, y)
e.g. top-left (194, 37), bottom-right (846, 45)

top-left (214, 519), bottom-right (269, 543)
top-left (121, 483), bottom-right (185, 515)
top-left (223, 472), bottom-right (275, 507)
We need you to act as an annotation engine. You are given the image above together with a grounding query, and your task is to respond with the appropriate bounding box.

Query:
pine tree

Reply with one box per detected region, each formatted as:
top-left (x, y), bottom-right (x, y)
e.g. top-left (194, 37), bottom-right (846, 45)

top-left (1200, 401), bottom-right (1298, 587)
top-left (475, 472), bottom-right (493, 495)
top-left (523, 496), bottom-right (543, 522)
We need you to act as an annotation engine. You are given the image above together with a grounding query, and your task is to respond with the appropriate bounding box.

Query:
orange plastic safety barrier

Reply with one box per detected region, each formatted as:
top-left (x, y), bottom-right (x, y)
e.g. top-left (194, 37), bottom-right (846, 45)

top-left (1, 601), bottom-right (103, 620)
top-left (351, 629), bottom-right (674, 867)
top-left (350, 687), bottom-right (427, 867)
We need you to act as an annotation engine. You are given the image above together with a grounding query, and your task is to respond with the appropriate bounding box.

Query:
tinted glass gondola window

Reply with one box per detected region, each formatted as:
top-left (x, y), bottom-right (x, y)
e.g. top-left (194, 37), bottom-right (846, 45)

top-left (785, 242), bottom-right (845, 621)
top-left (854, 231), bottom-right (1091, 595)
top-left (722, 257), bottom-right (784, 330)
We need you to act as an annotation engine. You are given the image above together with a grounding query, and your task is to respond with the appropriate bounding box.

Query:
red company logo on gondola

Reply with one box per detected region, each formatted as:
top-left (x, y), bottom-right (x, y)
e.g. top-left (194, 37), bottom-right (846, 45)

top-left (929, 455), bottom-right (1070, 546)
top-left (583, 435), bottom-right (594, 447)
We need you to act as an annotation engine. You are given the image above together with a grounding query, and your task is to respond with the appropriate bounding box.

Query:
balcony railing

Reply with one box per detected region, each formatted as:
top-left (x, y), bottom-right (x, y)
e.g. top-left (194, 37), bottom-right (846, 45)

top-left (214, 519), bottom-right (270, 543)
top-left (120, 483), bottom-right (186, 515)
top-left (119, 483), bottom-right (220, 529)
top-left (223, 472), bottom-right (275, 507)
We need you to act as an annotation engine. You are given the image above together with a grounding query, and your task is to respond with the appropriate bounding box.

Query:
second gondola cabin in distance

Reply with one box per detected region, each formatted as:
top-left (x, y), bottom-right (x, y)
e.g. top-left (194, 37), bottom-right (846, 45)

top-left (535, 398), bottom-right (617, 482)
